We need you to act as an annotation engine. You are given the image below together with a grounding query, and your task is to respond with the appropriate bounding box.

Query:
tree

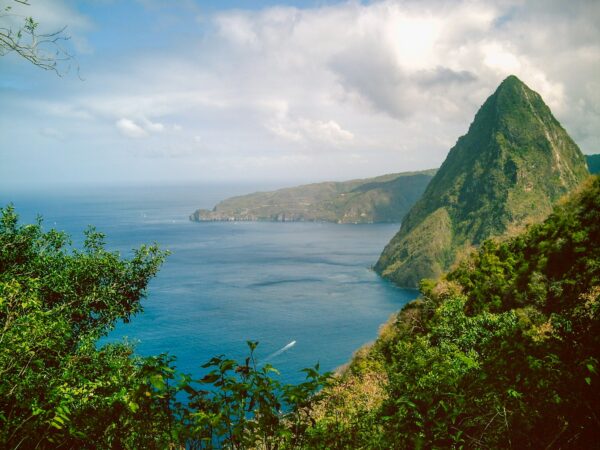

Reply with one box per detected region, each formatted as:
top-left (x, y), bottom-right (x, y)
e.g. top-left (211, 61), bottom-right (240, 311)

top-left (0, 205), bottom-right (172, 447)
top-left (0, 0), bottom-right (77, 75)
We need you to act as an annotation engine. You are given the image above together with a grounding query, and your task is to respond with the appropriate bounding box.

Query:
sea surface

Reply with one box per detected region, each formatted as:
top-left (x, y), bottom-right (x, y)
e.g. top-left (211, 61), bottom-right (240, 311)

top-left (1, 184), bottom-right (417, 384)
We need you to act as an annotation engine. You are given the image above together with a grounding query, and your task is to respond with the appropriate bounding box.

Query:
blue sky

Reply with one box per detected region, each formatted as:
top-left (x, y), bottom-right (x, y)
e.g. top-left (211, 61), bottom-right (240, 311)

top-left (1, 0), bottom-right (599, 188)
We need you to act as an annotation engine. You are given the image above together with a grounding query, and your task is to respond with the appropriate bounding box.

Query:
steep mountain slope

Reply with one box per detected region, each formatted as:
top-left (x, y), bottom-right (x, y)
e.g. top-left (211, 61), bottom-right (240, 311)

top-left (375, 75), bottom-right (589, 287)
top-left (190, 170), bottom-right (436, 224)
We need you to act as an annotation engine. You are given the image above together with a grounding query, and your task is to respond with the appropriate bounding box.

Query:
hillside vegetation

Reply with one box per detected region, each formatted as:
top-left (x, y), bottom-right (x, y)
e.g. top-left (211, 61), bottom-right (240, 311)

top-left (190, 170), bottom-right (436, 224)
top-left (311, 175), bottom-right (600, 448)
top-left (375, 75), bottom-right (589, 287)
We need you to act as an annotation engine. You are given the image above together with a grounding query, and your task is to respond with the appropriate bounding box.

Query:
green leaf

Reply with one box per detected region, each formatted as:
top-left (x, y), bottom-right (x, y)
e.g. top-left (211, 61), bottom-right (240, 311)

top-left (128, 401), bottom-right (139, 413)
top-left (149, 374), bottom-right (166, 390)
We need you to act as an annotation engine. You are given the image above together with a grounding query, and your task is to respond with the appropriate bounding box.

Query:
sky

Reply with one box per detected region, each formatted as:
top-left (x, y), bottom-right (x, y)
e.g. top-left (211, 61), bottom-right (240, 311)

top-left (1, 0), bottom-right (599, 188)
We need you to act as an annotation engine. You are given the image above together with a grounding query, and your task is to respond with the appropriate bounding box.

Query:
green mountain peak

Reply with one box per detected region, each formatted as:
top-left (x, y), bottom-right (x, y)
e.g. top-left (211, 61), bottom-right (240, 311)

top-left (375, 76), bottom-right (589, 287)
top-left (498, 73), bottom-right (525, 88)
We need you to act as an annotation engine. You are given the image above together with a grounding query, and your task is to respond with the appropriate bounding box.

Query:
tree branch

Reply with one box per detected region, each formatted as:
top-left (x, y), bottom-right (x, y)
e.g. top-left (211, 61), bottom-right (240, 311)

top-left (0, 1), bottom-right (79, 76)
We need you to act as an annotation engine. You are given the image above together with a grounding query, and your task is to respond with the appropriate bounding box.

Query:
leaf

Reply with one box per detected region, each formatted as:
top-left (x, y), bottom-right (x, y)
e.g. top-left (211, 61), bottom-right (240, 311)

top-left (200, 373), bottom-right (220, 384)
top-left (182, 384), bottom-right (199, 396)
top-left (149, 374), bottom-right (166, 391)
top-left (128, 401), bottom-right (139, 413)
top-left (507, 388), bottom-right (522, 399)
top-left (201, 356), bottom-right (224, 368)
top-left (219, 359), bottom-right (236, 373)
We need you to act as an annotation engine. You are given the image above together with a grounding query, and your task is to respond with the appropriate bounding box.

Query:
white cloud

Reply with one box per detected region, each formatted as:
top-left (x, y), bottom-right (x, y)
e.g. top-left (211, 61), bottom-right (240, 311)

top-left (141, 118), bottom-right (165, 133)
top-left (116, 118), bottom-right (147, 138)
top-left (266, 114), bottom-right (354, 147)
top-left (266, 121), bottom-right (303, 142)
top-left (115, 117), bottom-right (166, 138)
top-left (483, 42), bottom-right (521, 74)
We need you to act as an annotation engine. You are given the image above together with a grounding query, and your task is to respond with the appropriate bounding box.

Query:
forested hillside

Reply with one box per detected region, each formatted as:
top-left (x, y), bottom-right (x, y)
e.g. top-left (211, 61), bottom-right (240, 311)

top-left (316, 175), bottom-right (600, 448)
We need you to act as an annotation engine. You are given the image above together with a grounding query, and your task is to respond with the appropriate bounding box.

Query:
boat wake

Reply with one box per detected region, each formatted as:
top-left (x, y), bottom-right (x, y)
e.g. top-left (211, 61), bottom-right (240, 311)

top-left (262, 340), bottom-right (296, 363)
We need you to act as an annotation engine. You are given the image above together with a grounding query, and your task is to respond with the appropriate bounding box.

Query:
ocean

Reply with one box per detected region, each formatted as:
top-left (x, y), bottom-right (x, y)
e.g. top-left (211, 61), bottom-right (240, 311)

top-left (1, 184), bottom-right (417, 384)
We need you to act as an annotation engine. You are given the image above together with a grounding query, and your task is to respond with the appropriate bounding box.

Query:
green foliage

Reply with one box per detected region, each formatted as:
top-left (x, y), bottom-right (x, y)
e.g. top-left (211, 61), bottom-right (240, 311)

top-left (316, 176), bottom-right (600, 448)
top-left (179, 342), bottom-right (331, 449)
top-left (376, 75), bottom-right (590, 287)
top-left (0, 205), bottom-right (174, 448)
top-left (449, 176), bottom-right (600, 316)
top-left (0, 208), bottom-right (140, 446)
top-left (190, 169), bottom-right (436, 224)
top-left (379, 207), bottom-right (453, 287)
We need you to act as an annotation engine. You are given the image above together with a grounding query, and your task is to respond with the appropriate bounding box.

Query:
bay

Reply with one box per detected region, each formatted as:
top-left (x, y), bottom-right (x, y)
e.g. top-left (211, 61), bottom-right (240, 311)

top-left (1, 184), bottom-right (416, 384)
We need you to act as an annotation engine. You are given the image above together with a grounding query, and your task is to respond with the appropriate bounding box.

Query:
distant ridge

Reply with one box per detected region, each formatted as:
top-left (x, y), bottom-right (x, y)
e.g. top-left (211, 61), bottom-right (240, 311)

top-left (375, 75), bottom-right (590, 287)
top-left (190, 169), bottom-right (436, 224)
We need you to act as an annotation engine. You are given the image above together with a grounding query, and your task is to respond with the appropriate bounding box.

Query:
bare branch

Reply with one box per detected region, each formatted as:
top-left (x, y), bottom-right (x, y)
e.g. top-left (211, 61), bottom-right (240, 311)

top-left (0, 1), bottom-right (79, 76)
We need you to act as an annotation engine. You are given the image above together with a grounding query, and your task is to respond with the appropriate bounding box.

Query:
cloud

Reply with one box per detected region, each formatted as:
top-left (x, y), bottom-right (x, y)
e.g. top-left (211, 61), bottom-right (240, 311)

top-left (115, 118), bottom-right (148, 138)
top-left (141, 118), bottom-right (165, 133)
top-left (266, 115), bottom-right (354, 147)
top-left (115, 117), bottom-right (165, 138)
top-left (2, 0), bottom-right (600, 185)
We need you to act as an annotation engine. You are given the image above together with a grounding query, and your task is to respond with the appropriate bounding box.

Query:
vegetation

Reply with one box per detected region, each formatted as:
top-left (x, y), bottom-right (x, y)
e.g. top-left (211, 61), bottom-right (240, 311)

top-left (313, 175), bottom-right (600, 448)
top-left (190, 170), bottom-right (436, 224)
top-left (2, 172), bottom-right (599, 447)
top-left (375, 75), bottom-right (589, 287)
top-left (0, 206), bottom-right (170, 447)
top-left (0, 205), bottom-right (331, 448)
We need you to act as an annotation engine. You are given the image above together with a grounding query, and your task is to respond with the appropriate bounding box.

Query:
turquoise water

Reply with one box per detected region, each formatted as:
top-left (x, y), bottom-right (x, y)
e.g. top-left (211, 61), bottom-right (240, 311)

top-left (2, 185), bottom-right (416, 384)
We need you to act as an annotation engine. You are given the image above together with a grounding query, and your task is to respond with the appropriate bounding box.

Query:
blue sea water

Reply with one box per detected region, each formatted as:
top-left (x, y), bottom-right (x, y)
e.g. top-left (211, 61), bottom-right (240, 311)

top-left (1, 184), bottom-right (417, 384)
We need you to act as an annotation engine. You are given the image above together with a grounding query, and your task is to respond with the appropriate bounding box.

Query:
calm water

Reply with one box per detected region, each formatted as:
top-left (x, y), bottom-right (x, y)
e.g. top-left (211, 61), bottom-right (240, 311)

top-left (2, 184), bottom-right (416, 384)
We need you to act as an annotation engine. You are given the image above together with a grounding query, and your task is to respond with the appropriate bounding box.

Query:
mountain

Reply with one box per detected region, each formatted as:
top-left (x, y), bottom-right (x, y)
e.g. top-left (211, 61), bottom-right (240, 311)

top-left (375, 75), bottom-right (589, 287)
top-left (587, 154), bottom-right (600, 174)
top-left (190, 170), bottom-right (436, 224)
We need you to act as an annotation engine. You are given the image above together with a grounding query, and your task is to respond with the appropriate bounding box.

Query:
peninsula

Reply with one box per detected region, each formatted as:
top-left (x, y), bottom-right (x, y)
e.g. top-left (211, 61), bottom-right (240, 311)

top-left (190, 169), bottom-right (436, 224)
